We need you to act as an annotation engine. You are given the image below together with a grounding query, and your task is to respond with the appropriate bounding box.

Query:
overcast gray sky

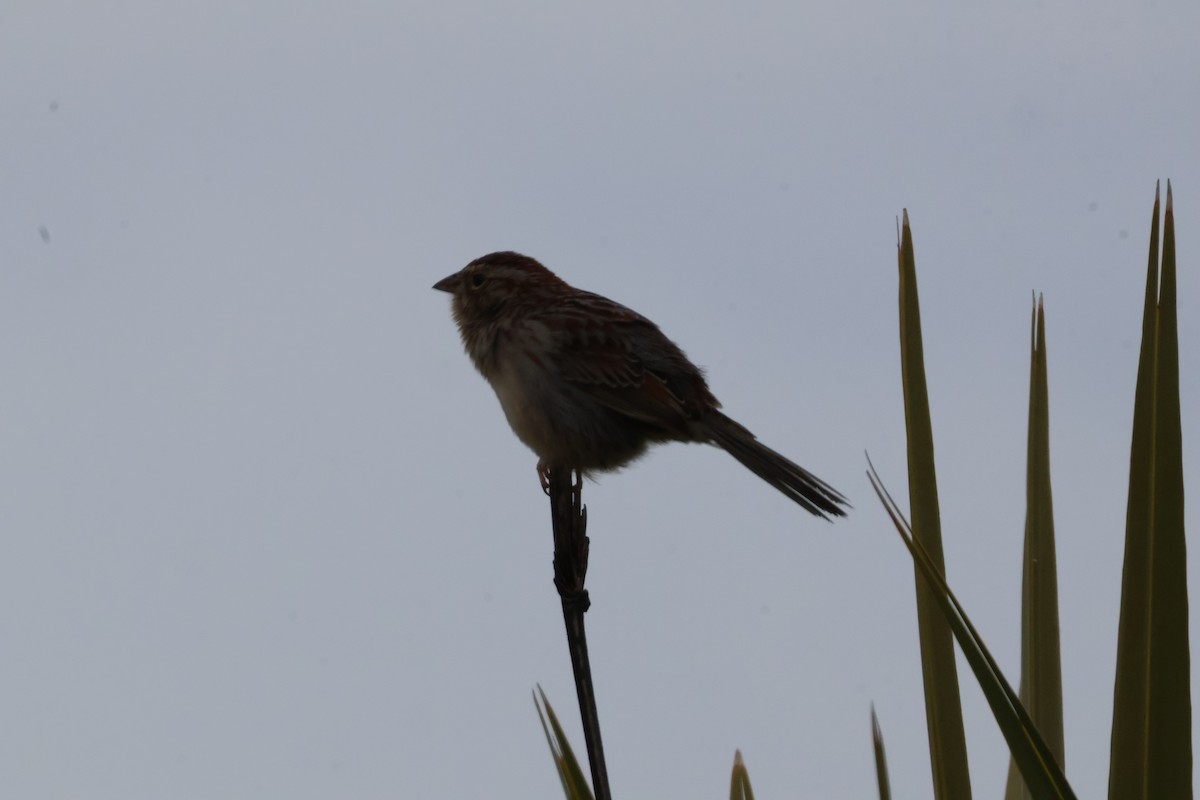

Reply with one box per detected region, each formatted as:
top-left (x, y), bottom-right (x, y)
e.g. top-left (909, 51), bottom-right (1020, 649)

top-left (3, 1), bottom-right (1198, 797)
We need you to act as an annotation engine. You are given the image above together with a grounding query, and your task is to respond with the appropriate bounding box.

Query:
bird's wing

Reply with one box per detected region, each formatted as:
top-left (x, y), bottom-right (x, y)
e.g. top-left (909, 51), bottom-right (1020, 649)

top-left (547, 292), bottom-right (717, 435)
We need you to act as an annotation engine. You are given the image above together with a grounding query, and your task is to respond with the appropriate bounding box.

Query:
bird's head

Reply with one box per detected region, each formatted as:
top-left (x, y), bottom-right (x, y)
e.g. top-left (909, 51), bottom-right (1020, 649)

top-left (433, 251), bottom-right (567, 326)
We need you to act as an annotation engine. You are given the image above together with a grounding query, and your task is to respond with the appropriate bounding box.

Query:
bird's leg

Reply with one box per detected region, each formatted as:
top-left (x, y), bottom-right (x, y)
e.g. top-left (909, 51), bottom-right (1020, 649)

top-left (538, 459), bottom-right (551, 495)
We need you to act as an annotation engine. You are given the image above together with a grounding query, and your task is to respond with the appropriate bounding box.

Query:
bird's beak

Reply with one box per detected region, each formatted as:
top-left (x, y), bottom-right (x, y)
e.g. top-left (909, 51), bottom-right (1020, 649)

top-left (432, 271), bottom-right (462, 293)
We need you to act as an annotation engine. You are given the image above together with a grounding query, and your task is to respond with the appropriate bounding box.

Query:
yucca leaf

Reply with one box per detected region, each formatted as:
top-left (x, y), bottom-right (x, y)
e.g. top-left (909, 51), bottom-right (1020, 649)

top-left (869, 463), bottom-right (1078, 800)
top-left (872, 705), bottom-right (893, 800)
top-left (728, 750), bottom-right (756, 800)
top-left (534, 686), bottom-right (595, 800)
top-left (897, 210), bottom-right (973, 799)
top-left (1108, 182), bottom-right (1192, 799)
top-left (1005, 296), bottom-right (1065, 800)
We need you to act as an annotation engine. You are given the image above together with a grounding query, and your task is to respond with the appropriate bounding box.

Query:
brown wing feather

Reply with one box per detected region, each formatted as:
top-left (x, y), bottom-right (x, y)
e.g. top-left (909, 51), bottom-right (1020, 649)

top-left (548, 291), bottom-right (717, 437)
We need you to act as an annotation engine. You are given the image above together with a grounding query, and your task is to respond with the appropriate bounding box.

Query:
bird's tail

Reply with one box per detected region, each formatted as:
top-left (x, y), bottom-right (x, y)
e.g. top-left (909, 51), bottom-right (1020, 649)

top-left (705, 412), bottom-right (848, 519)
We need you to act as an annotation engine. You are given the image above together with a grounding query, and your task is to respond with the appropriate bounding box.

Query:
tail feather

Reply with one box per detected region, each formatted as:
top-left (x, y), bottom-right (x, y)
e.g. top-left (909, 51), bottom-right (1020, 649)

top-left (704, 413), bottom-right (848, 519)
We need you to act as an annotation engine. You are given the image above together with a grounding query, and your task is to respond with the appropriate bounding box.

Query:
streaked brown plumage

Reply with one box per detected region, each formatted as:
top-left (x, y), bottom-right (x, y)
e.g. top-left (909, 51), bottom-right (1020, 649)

top-left (433, 251), bottom-right (847, 518)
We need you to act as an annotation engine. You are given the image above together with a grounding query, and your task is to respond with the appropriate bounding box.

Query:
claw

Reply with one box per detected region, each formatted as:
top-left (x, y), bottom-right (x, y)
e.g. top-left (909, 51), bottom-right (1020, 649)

top-left (538, 460), bottom-right (551, 495)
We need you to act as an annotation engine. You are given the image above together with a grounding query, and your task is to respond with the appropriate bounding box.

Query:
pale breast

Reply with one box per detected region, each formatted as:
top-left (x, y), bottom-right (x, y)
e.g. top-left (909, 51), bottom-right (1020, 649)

top-left (476, 317), bottom-right (649, 470)
top-left (487, 347), bottom-right (562, 459)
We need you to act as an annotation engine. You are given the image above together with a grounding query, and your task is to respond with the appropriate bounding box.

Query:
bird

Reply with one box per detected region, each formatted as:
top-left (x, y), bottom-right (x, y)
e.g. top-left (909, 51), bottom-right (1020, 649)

top-left (432, 251), bottom-right (847, 519)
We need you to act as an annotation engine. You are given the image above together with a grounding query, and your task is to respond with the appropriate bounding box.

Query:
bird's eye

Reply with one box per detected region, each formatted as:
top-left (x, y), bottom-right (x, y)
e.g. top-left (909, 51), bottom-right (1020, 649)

top-left (470, 273), bottom-right (486, 289)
